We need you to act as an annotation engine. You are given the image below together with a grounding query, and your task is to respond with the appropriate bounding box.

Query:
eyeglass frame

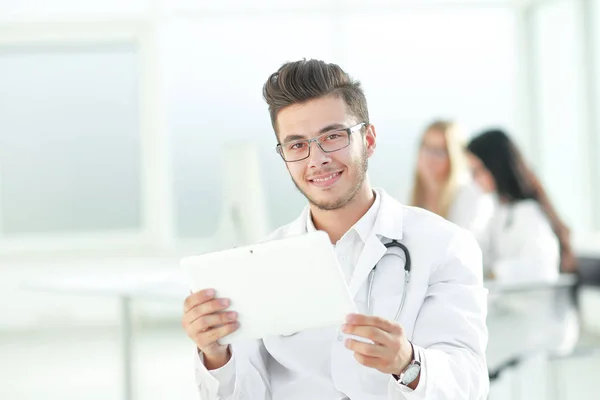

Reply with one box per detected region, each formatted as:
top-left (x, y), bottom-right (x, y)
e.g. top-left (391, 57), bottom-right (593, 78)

top-left (420, 145), bottom-right (449, 160)
top-left (275, 122), bottom-right (367, 162)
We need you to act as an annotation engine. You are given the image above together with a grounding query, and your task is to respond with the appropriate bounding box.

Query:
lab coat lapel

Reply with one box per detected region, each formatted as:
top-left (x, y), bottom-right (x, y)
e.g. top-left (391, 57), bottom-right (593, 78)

top-left (347, 189), bottom-right (405, 298)
top-left (280, 192), bottom-right (405, 300)
top-left (348, 235), bottom-right (386, 298)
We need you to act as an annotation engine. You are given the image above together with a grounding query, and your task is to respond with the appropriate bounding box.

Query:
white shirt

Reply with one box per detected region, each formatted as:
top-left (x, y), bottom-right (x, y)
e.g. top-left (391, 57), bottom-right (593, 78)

top-left (480, 198), bottom-right (559, 282)
top-left (194, 188), bottom-right (489, 400)
top-left (306, 190), bottom-right (381, 284)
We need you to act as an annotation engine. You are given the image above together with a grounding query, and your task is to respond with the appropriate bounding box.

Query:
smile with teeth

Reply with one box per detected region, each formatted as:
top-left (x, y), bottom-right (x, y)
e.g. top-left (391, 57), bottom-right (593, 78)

top-left (311, 172), bottom-right (340, 182)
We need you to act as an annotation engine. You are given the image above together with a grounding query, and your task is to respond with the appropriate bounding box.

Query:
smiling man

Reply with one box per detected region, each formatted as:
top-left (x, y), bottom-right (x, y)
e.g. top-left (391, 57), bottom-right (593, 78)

top-left (183, 59), bottom-right (489, 399)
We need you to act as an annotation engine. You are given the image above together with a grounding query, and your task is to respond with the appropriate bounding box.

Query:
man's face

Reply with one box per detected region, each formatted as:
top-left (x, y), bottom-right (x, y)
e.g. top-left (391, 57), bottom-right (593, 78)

top-left (276, 95), bottom-right (376, 211)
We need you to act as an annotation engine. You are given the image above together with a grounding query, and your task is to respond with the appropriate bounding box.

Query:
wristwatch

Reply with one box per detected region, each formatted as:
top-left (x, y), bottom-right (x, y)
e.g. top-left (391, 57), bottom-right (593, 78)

top-left (393, 342), bottom-right (422, 387)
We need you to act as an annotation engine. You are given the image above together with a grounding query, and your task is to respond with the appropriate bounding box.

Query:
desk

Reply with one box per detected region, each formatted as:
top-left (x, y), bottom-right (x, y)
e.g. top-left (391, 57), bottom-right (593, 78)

top-left (23, 270), bottom-right (188, 400)
top-left (26, 271), bottom-right (583, 400)
top-left (485, 274), bottom-right (581, 400)
top-left (485, 274), bottom-right (579, 366)
top-left (484, 273), bottom-right (577, 294)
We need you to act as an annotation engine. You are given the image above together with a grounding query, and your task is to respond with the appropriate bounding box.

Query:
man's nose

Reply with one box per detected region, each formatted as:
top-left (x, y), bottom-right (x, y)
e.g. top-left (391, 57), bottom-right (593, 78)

top-left (307, 141), bottom-right (331, 168)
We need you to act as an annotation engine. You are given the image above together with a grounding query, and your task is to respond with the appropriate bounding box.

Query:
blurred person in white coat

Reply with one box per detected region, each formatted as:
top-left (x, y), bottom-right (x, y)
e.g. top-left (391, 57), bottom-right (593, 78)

top-left (467, 129), bottom-right (579, 358)
top-left (409, 120), bottom-right (494, 241)
top-left (466, 129), bottom-right (577, 281)
top-left (182, 59), bottom-right (489, 400)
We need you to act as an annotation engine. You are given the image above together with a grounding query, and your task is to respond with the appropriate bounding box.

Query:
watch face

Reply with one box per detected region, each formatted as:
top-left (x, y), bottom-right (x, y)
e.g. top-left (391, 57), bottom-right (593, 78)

top-left (401, 364), bottom-right (421, 385)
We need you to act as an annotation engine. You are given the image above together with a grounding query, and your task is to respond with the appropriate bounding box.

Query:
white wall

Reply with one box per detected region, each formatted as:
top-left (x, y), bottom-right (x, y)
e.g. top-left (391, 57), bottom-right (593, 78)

top-left (594, 0), bottom-right (600, 231)
top-left (1, 0), bottom-right (598, 334)
top-left (528, 0), bottom-right (600, 236)
top-left (159, 14), bottom-right (337, 237)
top-left (0, 0), bottom-right (150, 20)
top-left (0, 1), bottom-right (518, 331)
top-left (338, 8), bottom-right (516, 203)
top-left (531, 2), bottom-right (590, 233)
top-left (0, 1), bottom-right (519, 245)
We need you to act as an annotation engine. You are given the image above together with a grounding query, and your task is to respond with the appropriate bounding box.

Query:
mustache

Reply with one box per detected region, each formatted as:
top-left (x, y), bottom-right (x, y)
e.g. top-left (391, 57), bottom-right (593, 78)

top-left (305, 169), bottom-right (341, 180)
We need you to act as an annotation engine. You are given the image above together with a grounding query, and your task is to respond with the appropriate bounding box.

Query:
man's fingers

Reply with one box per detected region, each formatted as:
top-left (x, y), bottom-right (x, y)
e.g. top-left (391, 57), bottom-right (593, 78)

top-left (342, 324), bottom-right (391, 346)
top-left (185, 298), bottom-right (231, 324)
top-left (184, 289), bottom-right (216, 312)
top-left (191, 311), bottom-right (238, 332)
top-left (197, 321), bottom-right (240, 347)
top-left (345, 339), bottom-right (386, 358)
top-left (346, 313), bottom-right (403, 335)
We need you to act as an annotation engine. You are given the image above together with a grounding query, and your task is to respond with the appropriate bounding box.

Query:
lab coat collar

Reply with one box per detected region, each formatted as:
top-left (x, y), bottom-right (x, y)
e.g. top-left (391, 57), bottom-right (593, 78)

top-left (348, 188), bottom-right (404, 297)
top-left (371, 188), bottom-right (404, 242)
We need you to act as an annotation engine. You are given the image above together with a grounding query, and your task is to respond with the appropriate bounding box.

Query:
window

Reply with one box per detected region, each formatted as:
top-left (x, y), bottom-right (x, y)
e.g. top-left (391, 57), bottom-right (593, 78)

top-left (0, 43), bottom-right (142, 236)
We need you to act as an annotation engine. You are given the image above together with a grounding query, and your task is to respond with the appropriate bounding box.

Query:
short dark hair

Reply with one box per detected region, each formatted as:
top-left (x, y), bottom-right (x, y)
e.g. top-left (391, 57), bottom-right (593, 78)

top-left (262, 59), bottom-right (369, 135)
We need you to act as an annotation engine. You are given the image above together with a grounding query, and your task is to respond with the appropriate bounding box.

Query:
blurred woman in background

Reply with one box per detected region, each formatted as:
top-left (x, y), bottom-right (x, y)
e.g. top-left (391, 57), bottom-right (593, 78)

top-left (410, 120), bottom-right (494, 240)
top-left (470, 130), bottom-right (580, 363)
top-left (467, 129), bottom-right (577, 282)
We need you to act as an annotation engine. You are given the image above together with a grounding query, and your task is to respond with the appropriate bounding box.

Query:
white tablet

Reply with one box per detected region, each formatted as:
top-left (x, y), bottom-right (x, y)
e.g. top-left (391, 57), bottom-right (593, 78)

top-left (181, 231), bottom-right (357, 345)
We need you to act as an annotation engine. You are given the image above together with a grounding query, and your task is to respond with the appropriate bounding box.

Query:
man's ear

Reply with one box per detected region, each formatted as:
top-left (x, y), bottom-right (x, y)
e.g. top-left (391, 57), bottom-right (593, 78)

top-left (364, 124), bottom-right (377, 157)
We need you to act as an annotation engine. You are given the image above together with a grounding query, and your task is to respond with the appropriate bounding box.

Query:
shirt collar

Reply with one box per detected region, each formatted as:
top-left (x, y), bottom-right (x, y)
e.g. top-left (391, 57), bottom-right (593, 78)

top-left (305, 190), bottom-right (381, 244)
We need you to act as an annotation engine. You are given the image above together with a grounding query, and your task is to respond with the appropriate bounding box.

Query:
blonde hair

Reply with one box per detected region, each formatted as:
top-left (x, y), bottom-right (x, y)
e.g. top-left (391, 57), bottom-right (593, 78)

top-left (410, 120), bottom-right (466, 219)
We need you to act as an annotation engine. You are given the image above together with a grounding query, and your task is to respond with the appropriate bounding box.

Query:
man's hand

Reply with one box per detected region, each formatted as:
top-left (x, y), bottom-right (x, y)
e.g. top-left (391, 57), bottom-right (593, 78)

top-left (182, 289), bottom-right (239, 370)
top-left (342, 313), bottom-right (417, 386)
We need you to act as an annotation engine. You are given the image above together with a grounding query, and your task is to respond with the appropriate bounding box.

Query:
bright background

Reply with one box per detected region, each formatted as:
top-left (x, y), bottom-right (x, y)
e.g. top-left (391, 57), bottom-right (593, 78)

top-left (1, 1), bottom-right (599, 399)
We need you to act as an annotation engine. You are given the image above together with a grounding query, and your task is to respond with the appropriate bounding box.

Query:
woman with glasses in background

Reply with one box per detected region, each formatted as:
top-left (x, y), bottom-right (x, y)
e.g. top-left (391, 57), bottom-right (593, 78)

top-left (409, 120), bottom-right (494, 241)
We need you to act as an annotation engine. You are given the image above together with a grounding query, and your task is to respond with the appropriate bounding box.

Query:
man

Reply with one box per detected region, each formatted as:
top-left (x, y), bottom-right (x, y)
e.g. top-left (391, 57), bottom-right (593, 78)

top-left (183, 59), bottom-right (489, 399)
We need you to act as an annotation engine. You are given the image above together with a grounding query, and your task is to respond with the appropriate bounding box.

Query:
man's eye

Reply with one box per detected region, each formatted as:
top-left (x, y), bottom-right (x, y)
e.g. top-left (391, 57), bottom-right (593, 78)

top-left (289, 142), bottom-right (306, 150)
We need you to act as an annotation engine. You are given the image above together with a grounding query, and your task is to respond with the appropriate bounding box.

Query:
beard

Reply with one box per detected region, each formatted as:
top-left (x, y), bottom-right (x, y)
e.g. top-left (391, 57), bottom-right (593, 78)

top-left (291, 150), bottom-right (369, 211)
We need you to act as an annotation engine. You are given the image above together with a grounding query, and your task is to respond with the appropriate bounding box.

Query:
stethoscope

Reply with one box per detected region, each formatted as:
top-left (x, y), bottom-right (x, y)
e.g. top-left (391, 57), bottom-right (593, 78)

top-left (367, 239), bottom-right (411, 321)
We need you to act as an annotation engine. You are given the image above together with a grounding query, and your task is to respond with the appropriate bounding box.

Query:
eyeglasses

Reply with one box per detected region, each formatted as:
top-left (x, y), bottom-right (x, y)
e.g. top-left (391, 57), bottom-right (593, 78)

top-left (420, 145), bottom-right (449, 160)
top-left (276, 123), bottom-right (366, 162)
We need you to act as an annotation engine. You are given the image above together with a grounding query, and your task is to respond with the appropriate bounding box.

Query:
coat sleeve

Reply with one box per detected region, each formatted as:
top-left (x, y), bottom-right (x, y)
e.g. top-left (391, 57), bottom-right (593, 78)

top-left (195, 340), bottom-right (272, 399)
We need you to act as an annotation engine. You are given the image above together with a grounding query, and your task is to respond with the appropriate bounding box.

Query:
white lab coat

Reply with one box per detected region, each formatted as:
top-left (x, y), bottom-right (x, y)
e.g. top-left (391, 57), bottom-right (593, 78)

top-left (480, 199), bottom-right (559, 282)
top-left (195, 189), bottom-right (489, 399)
top-left (482, 199), bottom-right (579, 360)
